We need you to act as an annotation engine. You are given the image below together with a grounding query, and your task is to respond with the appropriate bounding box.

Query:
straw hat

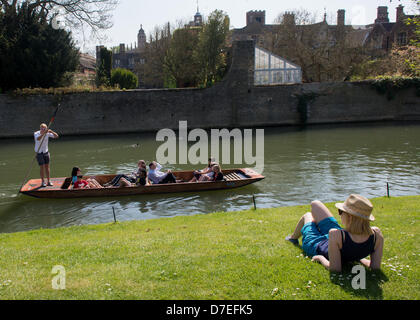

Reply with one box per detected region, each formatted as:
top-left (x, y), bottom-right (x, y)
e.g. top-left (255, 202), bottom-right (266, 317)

top-left (335, 194), bottom-right (375, 221)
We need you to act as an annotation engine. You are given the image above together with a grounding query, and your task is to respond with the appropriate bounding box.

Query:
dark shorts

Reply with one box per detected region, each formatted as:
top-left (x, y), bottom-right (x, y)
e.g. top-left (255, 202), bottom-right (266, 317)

top-left (36, 152), bottom-right (50, 166)
top-left (301, 217), bottom-right (342, 257)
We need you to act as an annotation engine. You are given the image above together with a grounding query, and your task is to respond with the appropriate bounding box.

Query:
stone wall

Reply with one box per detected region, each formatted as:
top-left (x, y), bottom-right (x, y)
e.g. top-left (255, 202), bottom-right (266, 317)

top-left (0, 40), bottom-right (419, 138)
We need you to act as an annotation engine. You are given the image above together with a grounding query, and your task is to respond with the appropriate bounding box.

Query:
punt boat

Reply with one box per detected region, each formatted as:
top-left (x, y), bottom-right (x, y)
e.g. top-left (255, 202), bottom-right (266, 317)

top-left (19, 168), bottom-right (264, 199)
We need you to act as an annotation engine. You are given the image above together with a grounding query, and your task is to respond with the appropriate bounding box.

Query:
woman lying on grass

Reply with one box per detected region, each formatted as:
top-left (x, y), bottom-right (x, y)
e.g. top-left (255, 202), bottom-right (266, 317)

top-left (286, 194), bottom-right (384, 272)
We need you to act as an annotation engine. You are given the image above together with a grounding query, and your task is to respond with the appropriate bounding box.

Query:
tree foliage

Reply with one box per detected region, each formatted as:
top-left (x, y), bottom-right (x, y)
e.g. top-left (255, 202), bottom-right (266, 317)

top-left (163, 27), bottom-right (200, 88)
top-left (0, 0), bottom-right (118, 36)
top-left (135, 23), bottom-right (171, 88)
top-left (138, 10), bottom-right (230, 89)
top-left (95, 46), bottom-right (112, 86)
top-left (110, 68), bottom-right (138, 89)
top-left (196, 10), bottom-right (230, 87)
top-left (0, 1), bottom-right (79, 90)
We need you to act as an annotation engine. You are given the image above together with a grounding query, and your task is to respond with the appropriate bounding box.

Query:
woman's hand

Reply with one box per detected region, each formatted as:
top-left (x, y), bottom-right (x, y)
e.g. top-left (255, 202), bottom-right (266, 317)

top-left (311, 255), bottom-right (330, 270)
top-left (311, 255), bottom-right (323, 263)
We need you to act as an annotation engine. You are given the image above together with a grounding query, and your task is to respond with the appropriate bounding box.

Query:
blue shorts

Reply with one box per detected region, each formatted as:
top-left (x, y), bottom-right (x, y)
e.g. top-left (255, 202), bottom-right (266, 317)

top-left (301, 217), bottom-right (342, 257)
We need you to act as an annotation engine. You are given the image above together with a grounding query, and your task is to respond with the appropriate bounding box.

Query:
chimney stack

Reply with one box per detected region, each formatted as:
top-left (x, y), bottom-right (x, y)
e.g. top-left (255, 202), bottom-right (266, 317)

top-left (337, 9), bottom-right (345, 26)
top-left (375, 6), bottom-right (389, 24)
top-left (396, 5), bottom-right (405, 23)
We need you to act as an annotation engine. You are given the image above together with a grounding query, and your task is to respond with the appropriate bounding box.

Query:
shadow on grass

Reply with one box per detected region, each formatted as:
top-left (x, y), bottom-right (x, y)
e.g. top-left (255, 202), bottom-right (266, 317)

top-left (290, 243), bottom-right (389, 300)
top-left (329, 264), bottom-right (389, 300)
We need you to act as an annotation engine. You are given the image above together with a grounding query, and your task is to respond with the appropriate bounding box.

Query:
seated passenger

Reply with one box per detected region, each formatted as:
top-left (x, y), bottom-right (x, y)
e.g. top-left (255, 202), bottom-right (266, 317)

top-left (71, 167), bottom-right (104, 189)
top-left (211, 164), bottom-right (224, 181)
top-left (189, 158), bottom-right (216, 182)
top-left (73, 175), bottom-right (89, 189)
top-left (104, 159), bottom-right (147, 187)
top-left (135, 168), bottom-right (149, 186)
top-left (148, 161), bottom-right (177, 184)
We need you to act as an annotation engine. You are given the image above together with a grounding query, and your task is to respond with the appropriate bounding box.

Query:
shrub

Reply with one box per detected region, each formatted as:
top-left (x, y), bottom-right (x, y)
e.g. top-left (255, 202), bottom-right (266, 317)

top-left (110, 68), bottom-right (139, 89)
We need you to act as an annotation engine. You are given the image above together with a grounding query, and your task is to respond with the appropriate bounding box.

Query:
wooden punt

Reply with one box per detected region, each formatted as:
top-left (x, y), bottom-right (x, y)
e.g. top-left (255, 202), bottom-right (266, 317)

top-left (19, 168), bottom-right (264, 199)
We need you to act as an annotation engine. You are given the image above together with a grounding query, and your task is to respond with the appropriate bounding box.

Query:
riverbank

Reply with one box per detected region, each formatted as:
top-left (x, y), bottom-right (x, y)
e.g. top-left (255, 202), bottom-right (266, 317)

top-left (0, 195), bottom-right (418, 300)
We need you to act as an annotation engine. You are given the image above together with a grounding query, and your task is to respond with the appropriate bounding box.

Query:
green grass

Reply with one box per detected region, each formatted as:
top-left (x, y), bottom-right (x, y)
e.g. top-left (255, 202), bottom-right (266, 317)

top-left (0, 196), bottom-right (418, 300)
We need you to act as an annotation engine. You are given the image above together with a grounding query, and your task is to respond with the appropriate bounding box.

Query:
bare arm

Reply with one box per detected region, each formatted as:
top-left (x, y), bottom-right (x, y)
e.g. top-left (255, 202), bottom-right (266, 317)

top-left (311, 229), bottom-right (342, 272)
top-left (48, 129), bottom-right (59, 138)
top-left (360, 227), bottom-right (384, 270)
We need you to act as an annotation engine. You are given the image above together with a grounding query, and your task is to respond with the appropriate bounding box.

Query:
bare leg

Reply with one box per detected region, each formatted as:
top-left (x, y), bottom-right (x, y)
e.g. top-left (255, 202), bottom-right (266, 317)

top-left (310, 200), bottom-right (333, 224)
top-left (290, 212), bottom-right (314, 239)
top-left (40, 165), bottom-right (45, 183)
top-left (118, 177), bottom-right (131, 187)
top-left (87, 179), bottom-right (103, 189)
top-left (45, 164), bottom-right (51, 184)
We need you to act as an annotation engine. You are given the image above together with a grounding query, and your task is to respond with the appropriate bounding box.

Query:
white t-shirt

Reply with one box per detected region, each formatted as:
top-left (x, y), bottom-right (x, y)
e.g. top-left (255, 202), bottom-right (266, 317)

top-left (34, 131), bottom-right (54, 153)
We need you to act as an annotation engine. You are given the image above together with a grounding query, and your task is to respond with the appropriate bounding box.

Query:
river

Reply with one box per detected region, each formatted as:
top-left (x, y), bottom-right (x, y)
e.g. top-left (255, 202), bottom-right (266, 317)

top-left (0, 123), bottom-right (419, 233)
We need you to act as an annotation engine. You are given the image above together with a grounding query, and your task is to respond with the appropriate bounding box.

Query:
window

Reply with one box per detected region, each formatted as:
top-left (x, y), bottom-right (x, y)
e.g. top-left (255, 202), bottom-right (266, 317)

top-left (397, 32), bottom-right (407, 46)
top-left (254, 46), bottom-right (302, 85)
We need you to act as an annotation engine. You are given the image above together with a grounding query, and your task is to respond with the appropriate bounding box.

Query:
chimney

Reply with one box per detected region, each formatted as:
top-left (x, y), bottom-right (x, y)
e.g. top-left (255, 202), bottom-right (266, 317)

top-left (375, 6), bottom-right (389, 24)
top-left (119, 43), bottom-right (125, 53)
top-left (337, 9), bottom-right (345, 26)
top-left (396, 5), bottom-right (405, 23)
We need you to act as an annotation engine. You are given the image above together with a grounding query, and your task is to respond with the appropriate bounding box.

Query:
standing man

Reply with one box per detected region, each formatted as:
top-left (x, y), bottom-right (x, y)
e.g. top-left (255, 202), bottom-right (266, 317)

top-left (34, 123), bottom-right (59, 187)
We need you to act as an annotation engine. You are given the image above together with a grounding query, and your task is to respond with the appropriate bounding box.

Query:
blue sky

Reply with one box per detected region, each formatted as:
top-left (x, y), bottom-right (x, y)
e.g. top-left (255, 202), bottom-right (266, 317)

top-left (79, 0), bottom-right (417, 54)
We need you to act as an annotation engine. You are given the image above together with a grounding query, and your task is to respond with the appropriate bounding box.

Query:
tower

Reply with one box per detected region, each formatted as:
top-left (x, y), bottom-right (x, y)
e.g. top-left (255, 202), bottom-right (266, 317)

top-left (194, 1), bottom-right (203, 26)
top-left (137, 25), bottom-right (146, 52)
top-left (246, 10), bottom-right (266, 26)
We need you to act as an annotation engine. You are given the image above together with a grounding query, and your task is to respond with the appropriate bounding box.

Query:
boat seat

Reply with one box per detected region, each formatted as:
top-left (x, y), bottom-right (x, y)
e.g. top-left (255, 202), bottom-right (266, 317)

top-left (61, 177), bottom-right (72, 189)
top-left (224, 172), bottom-right (244, 181)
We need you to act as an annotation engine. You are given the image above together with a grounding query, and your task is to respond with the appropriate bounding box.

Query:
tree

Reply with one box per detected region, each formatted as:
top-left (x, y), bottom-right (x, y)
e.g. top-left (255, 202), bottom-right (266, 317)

top-left (0, 2), bottom-right (79, 90)
top-left (265, 9), bottom-right (369, 82)
top-left (0, 0), bottom-right (118, 36)
top-left (196, 10), bottom-right (230, 87)
top-left (95, 46), bottom-right (112, 86)
top-left (110, 68), bottom-right (138, 89)
top-left (135, 22), bottom-right (172, 88)
top-left (164, 27), bottom-right (200, 88)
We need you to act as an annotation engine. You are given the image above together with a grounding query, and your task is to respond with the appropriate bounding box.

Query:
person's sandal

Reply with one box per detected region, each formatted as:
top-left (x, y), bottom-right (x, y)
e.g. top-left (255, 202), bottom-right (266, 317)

top-left (285, 235), bottom-right (299, 245)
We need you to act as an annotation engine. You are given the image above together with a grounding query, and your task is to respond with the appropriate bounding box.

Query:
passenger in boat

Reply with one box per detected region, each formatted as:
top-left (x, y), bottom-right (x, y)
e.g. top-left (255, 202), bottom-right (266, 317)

top-left (73, 175), bottom-right (89, 189)
top-left (148, 161), bottom-right (177, 184)
top-left (135, 168), bottom-right (149, 186)
top-left (189, 158), bottom-right (216, 182)
top-left (285, 194), bottom-right (384, 273)
top-left (104, 160), bottom-right (147, 187)
top-left (71, 167), bottom-right (104, 189)
top-left (211, 164), bottom-right (224, 181)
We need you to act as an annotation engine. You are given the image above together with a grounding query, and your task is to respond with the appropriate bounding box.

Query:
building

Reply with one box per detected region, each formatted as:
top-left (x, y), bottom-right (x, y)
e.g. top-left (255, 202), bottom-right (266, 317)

top-left (232, 5), bottom-right (418, 52)
top-left (364, 5), bottom-right (418, 51)
top-left (74, 53), bottom-right (96, 86)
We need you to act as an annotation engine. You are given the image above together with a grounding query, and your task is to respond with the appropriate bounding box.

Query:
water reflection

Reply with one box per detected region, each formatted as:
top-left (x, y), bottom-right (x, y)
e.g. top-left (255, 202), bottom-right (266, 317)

top-left (0, 123), bottom-right (419, 233)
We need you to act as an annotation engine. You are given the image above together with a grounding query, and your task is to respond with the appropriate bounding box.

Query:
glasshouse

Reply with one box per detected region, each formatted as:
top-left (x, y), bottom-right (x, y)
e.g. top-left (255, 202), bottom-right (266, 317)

top-left (254, 46), bottom-right (302, 85)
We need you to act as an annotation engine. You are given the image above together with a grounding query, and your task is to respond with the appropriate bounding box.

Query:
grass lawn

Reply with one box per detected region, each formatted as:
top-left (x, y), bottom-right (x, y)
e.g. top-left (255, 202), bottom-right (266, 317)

top-left (0, 195), bottom-right (418, 300)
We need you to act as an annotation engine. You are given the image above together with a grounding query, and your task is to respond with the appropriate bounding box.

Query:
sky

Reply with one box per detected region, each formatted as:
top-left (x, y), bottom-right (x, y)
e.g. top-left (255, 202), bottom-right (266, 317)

top-left (78, 0), bottom-right (418, 54)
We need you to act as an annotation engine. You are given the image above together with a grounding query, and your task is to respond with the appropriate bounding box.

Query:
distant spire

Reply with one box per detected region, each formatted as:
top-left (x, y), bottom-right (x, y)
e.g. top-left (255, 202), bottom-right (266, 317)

top-left (196, 0), bottom-right (199, 13)
top-left (323, 7), bottom-right (327, 22)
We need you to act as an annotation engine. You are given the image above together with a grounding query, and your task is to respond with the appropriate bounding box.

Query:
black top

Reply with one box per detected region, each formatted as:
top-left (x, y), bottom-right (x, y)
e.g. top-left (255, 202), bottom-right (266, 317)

top-left (316, 229), bottom-right (376, 263)
top-left (213, 172), bottom-right (224, 181)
